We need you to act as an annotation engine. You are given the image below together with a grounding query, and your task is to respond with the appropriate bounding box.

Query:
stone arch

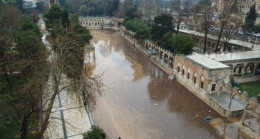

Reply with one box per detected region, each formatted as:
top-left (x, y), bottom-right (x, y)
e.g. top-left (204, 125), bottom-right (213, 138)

top-left (159, 51), bottom-right (163, 60)
top-left (177, 62), bottom-right (181, 72)
top-left (169, 57), bottom-right (174, 68)
top-left (193, 72), bottom-right (197, 84)
top-left (255, 63), bottom-right (260, 75)
top-left (164, 54), bottom-right (168, 63)
top-left (200, 76), bottom-right (205, 89)
top-left (182, 65), bottom-right (186, 76)
top-left (244, 63), bottom-right (255, 76)
top-left (228, 64), bottom-right (233, 73)
top-left (187, 68), bottom-right (191, 79)
top-left (233, 63), bottom-right (244, 75)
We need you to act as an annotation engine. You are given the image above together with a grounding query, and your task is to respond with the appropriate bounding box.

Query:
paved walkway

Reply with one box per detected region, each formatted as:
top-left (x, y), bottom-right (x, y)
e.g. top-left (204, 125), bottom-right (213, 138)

top-left (179, 29), bottom-right (260, 51)
top-left (44, 88), bottom-right (92, 139)
top-left (39, 15), bottom-right (92, 139)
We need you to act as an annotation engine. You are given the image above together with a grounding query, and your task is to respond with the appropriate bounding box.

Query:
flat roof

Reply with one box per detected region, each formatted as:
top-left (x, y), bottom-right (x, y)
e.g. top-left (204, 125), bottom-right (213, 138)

top-left (205, 50), bottom-right (260, 62)
top-left (186, 52), bottom-right (230, 70)
top-left (179, 29), bottom-right (260, 51)
top-left (209, 92), bottom-right (244, 111)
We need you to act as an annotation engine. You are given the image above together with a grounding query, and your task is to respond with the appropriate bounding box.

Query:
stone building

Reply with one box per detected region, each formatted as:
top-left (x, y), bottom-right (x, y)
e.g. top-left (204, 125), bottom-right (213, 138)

top-left (173, 52), bottom-right (245, 116)
top-left (214, 0), bottom-right (260, 14)
top-left (236, 0), bottom-right (260, 14)
top-left (205, 50), bottom-right (260, 83)
top-left (79, 17), bottom-right (123, 29)
top-left (174, 52), bottom-right (231, 94)
top-left (213, 0), bottom-right (260, 23)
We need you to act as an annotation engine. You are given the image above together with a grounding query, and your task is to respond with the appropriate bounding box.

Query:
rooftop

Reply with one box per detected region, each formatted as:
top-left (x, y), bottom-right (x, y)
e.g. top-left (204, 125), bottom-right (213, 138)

top-left (209, 92), bottom-right (244, 111)
top-left (205, 50), bottom-right (260, 62)
top-left (186, 52), bottom-right (230, 70)
top-left (179, 29), bottom-right (260, 51)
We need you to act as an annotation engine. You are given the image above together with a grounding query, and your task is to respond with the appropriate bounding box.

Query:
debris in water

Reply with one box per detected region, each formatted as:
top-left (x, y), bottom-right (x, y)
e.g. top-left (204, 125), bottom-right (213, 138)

top-left (154, 103), bottom-right (158, 106)
top-left (204, 117), bottom-right (211, 122)
top-left (193, 114), bottom-right (199, 119)
top-left (144, 97), bottom-right (147, 99)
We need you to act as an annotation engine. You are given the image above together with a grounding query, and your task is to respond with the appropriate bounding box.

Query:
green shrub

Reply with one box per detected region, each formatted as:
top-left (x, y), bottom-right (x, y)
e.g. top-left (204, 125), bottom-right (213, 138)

top-left (172, 34), bottom-right (195, 55)
top-left (83, 126), bottom-right (106, 139)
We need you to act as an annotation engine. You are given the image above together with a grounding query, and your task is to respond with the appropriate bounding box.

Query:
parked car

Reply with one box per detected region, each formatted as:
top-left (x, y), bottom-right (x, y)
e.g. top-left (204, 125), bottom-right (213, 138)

top-left (254, 33), bottom-right (260, 38)
top-left (237, 31), bottom-right (244, 36)
top-left (214, 27), bottom-right (221, 31)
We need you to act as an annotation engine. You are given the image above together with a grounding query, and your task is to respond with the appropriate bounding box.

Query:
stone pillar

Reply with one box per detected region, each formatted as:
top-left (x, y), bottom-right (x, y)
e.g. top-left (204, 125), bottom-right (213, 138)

top-left (253, 64), bottom-right (257, 75)
top-left (220, 44), bottom-right (224, 53)
top-left (241, 67), bottom-right (245, 77)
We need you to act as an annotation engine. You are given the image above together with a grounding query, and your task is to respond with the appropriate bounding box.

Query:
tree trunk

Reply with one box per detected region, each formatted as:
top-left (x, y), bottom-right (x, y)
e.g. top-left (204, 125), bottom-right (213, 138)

top-left (176, 20), bottom-right (181, 34)
top-left (36, 74), bottom-right (60, 138)
top-left (215, 24), bottom-right (224, 52)
top-left (223, 42), bottom-right (228, 52)
top-left (20, 117), bottom-right (27, 139)
top-left (203, 29), bottom-right (208, 53)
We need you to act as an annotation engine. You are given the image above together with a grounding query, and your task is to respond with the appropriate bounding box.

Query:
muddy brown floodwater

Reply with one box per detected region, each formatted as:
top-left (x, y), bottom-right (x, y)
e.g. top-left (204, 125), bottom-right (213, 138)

top-left (90, 30), bottom-right (247, 139)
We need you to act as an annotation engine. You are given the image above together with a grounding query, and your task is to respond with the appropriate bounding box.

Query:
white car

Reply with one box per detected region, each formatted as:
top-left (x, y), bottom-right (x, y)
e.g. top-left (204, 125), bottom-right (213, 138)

top-left (254, 33), bottom-right (260, 37)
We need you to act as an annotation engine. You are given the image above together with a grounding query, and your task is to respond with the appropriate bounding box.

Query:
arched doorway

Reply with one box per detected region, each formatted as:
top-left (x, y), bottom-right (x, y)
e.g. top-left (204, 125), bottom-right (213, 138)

top-left (244, 63), bottom-right (255, 76)
top-left (255, 63), bottom-right (260, 75)
top-left (233, 64), bottom-right (244, 76)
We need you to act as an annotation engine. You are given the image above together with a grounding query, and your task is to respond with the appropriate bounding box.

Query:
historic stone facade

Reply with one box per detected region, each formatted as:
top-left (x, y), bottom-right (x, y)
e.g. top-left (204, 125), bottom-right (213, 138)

top-left (237, 0), bottom-right (260, 14)
top-left (79, 17), bottom-right (123, 30)
top-left (214, 0), bottom-right (260, 14)
top-left (206, 51), bottom-right (260, 83)
top-left (121, 27), bottom-right (246, 117)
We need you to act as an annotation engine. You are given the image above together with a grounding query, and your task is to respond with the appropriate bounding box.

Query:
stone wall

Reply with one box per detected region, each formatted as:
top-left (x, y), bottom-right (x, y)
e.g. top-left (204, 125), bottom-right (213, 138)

top-left (121, 27), bottom-right (242, 117)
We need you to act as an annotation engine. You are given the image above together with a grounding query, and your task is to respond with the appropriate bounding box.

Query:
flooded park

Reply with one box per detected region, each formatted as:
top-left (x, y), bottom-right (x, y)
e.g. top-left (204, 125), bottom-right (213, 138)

top-left (89, 30), bottom-right (249, 139)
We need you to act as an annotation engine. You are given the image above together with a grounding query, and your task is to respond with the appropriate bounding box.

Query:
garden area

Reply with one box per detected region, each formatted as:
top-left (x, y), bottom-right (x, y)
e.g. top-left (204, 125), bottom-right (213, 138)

top-left (239, 81), bottom-right (260, 97)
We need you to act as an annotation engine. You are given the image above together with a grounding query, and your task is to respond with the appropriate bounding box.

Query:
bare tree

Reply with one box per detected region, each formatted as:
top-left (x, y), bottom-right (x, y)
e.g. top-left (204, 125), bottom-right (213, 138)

top-left (37, 23), bottom-right (103, 138)
top-left (194, 0), bottom-right (215, 53)
top-left (215, 0), bottom-right (242, 52)
top-left (221, 15), bottom-right (243, 52)
top-left (138, 0), bottom-right (159, 25)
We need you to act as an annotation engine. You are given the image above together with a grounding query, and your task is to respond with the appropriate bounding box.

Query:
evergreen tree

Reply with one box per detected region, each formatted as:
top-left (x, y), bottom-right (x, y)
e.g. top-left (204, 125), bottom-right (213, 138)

top-left (61, 9), bottom-right (69, 28)
top-left (151, 14), bottom-right (174, 42)
top-left (245, 4), bottom-right (257, 30)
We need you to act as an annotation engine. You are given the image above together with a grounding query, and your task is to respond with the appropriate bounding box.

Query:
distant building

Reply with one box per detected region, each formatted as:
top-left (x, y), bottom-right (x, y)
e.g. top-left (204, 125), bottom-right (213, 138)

top-left (23, 0), bottom-right (37, 9)
top-left (213, 0), bottom-right (260, 24)
top-left (48, 0), bottom-right (57, 8)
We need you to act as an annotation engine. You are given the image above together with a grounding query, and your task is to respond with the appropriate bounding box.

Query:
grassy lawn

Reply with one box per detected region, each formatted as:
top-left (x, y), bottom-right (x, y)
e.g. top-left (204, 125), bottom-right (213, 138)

top-left (239, 81), bottom-right (260, 97)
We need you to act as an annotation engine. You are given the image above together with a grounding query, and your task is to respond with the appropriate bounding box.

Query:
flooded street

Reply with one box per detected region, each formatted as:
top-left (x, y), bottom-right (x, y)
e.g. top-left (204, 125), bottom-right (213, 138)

top-left (90, 30), bottom-right (245, 139)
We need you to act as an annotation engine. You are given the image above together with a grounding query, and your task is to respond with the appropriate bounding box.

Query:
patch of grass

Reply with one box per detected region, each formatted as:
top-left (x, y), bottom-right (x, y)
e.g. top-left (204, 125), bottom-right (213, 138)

top-left (238, 81), bottom-right (260, 97)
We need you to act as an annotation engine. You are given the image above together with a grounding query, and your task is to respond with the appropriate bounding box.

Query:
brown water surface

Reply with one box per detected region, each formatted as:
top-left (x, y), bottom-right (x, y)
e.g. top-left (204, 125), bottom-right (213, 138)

top-left (90, 30), bottom-right (246, 139)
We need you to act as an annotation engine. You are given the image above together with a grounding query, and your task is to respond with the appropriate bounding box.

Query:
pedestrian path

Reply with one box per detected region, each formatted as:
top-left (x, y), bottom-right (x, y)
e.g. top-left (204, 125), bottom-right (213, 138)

top-left (39, 14), bottom-right (92, 139)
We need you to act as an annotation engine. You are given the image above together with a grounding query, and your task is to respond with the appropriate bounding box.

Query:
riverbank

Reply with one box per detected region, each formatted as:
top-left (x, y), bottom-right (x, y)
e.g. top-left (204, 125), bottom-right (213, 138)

top-left (90, 30), bottom-right (255, 139)
top-left (119, 28), bottom-right (259, 138)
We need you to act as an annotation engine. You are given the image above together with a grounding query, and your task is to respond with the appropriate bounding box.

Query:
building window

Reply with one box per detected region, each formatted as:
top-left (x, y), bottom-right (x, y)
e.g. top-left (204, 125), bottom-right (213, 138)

top-left (211, 84), bottom-right (216, 91)
top-left (194, 77), bottom-right (196, 84)
top-left (177, 66), bottom-right (180, 72)
top-left (182, 69), bottom-right (185, 75)
top-left (201, 81), bottom-right (204, 89)
top-left (187, 73), bottom-right (190, 79)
